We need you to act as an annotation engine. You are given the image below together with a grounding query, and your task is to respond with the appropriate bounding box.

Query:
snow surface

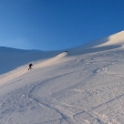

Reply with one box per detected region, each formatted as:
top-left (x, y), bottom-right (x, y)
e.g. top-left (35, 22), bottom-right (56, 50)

top-left (0, 31), bottom-right (124, 124)
top-left (0, 47), bottom-right (62, 74)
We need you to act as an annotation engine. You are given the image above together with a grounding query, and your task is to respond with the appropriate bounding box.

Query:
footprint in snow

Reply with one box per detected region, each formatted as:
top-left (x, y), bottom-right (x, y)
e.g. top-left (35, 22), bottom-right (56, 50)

top-left (92, 67), bottom-right (108, 74)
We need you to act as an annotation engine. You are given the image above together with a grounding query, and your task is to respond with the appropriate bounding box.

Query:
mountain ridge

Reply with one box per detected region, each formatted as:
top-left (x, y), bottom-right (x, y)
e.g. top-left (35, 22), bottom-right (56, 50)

top-left (74, 30), bottom-right (124, 50)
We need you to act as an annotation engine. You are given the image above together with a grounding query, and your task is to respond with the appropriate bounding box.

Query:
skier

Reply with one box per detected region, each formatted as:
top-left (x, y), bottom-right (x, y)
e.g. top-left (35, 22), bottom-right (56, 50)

top-left (28, 63), bottom-right (33, 70)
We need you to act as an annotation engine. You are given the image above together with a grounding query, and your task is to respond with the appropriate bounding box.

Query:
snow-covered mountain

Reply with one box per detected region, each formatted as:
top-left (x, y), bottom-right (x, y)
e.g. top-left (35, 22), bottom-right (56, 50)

top-left (73, 30), bottom-right (124, 52)
top-left (0, 31), bottom-right (124, 124)
top-left (0, 47), bottom-right (62, 74)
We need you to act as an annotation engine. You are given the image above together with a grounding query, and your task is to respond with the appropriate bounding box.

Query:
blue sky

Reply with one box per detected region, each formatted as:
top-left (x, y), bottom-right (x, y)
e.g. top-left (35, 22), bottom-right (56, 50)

top-left (0, 0), bottom-right (124, 50)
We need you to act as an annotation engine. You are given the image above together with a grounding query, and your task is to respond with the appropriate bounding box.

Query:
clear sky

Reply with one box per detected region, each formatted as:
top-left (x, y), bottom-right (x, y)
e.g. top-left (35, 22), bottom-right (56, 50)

top-left (0, 0), bottom-right (124, 50)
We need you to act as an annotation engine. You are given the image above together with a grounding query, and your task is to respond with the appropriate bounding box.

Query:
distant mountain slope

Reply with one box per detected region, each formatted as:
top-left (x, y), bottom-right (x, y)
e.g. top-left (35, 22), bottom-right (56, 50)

top-left (0, 47), bottom-right (61, 74)
top-left (0, 46), bottom-right (41, 53)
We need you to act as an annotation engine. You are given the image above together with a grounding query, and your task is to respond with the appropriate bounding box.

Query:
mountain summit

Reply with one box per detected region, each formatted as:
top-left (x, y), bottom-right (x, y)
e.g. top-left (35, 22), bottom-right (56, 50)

top-left (90, 30), bottom-right (124, 48)
top-left (77, 30), bottom-right (124, 50)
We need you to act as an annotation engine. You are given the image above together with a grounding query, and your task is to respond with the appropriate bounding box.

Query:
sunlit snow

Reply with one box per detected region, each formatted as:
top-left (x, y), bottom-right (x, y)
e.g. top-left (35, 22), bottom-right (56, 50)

top-left (0, 31), bottom-right (124, 124)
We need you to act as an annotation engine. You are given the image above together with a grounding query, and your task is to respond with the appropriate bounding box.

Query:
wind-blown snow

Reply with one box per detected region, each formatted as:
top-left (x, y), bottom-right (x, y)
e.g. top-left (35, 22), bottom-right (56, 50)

top-left (0, 31), bottom-right (124, 124)
top-left (75, 30), bottom-right (124, 50)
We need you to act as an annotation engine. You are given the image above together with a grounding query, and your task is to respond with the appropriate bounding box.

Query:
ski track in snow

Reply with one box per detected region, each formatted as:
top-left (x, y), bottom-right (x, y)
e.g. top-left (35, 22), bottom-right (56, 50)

top-left (27, 50), bottom-right (124, 124)
top-left (1, 47), bottom-right (124, 123)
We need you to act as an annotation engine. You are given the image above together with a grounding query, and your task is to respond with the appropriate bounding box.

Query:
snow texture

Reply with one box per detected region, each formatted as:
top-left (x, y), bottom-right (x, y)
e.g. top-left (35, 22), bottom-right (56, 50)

top-left (0, 31), bottom-right (124, 124)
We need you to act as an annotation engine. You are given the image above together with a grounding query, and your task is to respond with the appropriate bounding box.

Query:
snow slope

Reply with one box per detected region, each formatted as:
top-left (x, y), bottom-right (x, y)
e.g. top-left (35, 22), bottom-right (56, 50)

top-left (0, 47), bottom-right (62, 74)
top-left (0, 31), bottom-right (124, 124)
